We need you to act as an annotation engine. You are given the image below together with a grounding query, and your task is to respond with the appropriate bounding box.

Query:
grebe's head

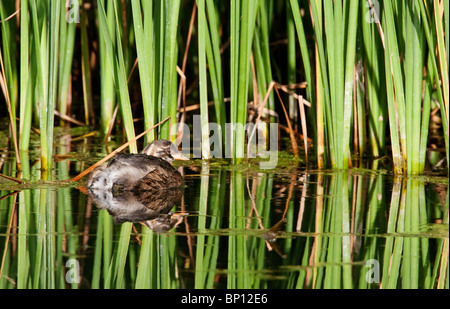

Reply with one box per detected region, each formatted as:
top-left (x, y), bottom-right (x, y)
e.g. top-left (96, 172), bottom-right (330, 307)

top-left (86, 165), bottom-right (114, 190)
top-left (141, 140), bottom-right (188, 162)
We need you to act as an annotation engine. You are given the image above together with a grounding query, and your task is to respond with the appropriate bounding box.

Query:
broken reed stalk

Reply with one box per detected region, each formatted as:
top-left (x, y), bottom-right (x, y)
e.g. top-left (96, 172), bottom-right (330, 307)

top-left (66, 116), bottom-right (172, 183)
top-left (274, 84), bottom-right (300, 159)
top-left (247, 81), bottom-right (275, 163)
top-left (0, 192), bottom-right (18, 281)
top-left (0, 173), bottom-right (25, 184)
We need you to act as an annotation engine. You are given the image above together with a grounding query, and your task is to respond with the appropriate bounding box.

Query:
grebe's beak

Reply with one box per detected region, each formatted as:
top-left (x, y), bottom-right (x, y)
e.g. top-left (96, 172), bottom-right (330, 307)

top-left (171, 151), bottom-right (189, 161)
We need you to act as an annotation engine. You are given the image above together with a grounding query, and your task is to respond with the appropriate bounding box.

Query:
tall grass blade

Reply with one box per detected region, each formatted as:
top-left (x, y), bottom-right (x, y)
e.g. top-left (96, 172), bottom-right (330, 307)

top-left (131, 0), bottom-right (155, 143)
top-left (197, 0), bottom-right (210, 159)
top-left (58, 1), bottom-right (76, 126)
top-left (231, 0), bottom-right (259, 163)
top-left (80, 8), bottom-right (94, 126)
top-left (159, 0), bottom-right (181, 140)
top-left (18, 0), bottom-right (31, 151)
top-left (310, 0), bottom-right (334, 167)
top-left (98, 1), bottom-right (116, 135)
top-left (105, 222), bottom-right (132, 288)
top-left (434, 0), bottom-right (449, 130)
top-left (290, 0), bottom-right (315, 124)
top-left (206, 0), bottom-right (225, 138)
top-left (383, 0), bottom-right (407, 172)
top-left (195, 163), bottom-right (209, 288)
top-left (97, 0), bottom-right (137, 153)
top-left (341, 1), bottom-right (359, 169)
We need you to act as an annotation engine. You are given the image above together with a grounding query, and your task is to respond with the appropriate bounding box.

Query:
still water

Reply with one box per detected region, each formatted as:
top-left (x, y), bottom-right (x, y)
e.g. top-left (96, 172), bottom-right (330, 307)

top-left (0, 136), bottom-right (448, 289)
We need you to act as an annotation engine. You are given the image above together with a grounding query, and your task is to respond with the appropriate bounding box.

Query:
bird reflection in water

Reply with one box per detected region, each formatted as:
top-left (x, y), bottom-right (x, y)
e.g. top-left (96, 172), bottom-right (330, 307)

top-left (86, 140), bottom-right (188, 232)
top-left (88, 186), bottom-right (186, 233)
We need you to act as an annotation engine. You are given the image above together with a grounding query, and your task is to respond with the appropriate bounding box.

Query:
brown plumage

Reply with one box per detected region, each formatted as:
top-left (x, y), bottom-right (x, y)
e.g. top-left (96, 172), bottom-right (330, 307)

top-left (87, 140), bottom-right (188, 191)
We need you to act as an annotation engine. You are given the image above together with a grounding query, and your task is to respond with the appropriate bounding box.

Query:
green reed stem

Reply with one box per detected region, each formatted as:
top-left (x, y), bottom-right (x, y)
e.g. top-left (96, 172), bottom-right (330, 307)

top-left (197, 0), bottom-right (210, 159)
top-left (387, 179), bottom-right (407, 288)
top-left (332, 0), bottom-right (344, 168)
top-left (159, 0), bottom-right (181, 140)
top-left (0, 0), bottom-right (18, 116)
top-left (361, 1), bottom-right (386, 158)
top-left (58, 1), bottom-right (76, 126)
top-left (135, 228), bottom-right (154, 289)
top-left (206, 0), bottom-right (225, 136)
top-left (341, 0), bottom-right (359, 169)
top-left (235, 172), bottom-right (247, 288)
top-left (286, 1), bottom-right (297, 123)
top-left (383, 0), bottom-right (407, 173)
top-left (17, 191), bottom-right (28, 289)
top-left (131, 0), bottom-right (156, 143)
top-left (106, 221), bottom-right (132, 288)
top-left (381, 176), bottom-right (400, 287)
top-left (98, 1), bottom-right (115, 135)
top-left (102, 210), bottom-right (113, 286)
top-left (227, 174), bottom-right (236, 288)
top-left (204, 170), bottom-right (225, 288)
top-left (16, 152), bottom-right (31, 288)
top-left (310, 0), bottom-right (334, 167)
top-left (195, 164), bottom-right (209, 288)
top-left (290, 0), bottom-right (315, 121)
top-left (324, 176), bottom-right (340, 288)
top-left (80, 8), bottom-right (94, 126)
top-left (340, 173), bottom-right (352, 288)
top-left (229, 0), bottom-right (238, 161)
top-left (433, 0), bottom-right (449, 132)
top-left (418, 0), bottom-right (449, 169)
top-left (158, 234), bottom-right (177, 289)
top-left (29, 0), bottom-right (45, 174)
top-left (255, 1), bottom-right (275, 119)
top-left (91, 210), bottom-right (104, 289)
top-left (314, 0), bottom-right (326, 168)
top-left (18, 0), bottom-right (31, 151)
top-left (98, 0), bottom-right (137, 153)
top-left (45, 0), bottom-right (61, 173)
top-left (231, 0), bottom-right (259, 163)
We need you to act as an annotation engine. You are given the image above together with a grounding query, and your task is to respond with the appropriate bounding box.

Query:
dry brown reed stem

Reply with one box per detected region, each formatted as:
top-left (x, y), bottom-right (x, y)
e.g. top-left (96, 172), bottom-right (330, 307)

top-left (0, 51), bottom-right (21, 169)
top-left (0, 173), bottom-right (25, 184)
top-left (250, 53), bottom-right (260, 109)
top-left (245, 175), bottom-right (276, 253)
top-left (176, 66), bottom-right (187, 141)
top-left (0, 190), bottom-right (20, 201)
top-left (247, 81), bottom-right (275, 163)
top-left (274, 84), bottom-right (300, 159)
top-left (66, 116), bottom-right (172, 183)
top-left (279, 124), bottom-right (312, 143)
top-left (275, 81), bottom-right (311, 107)
top-left (0, 192), bottom-right (18, 281)
top-left (0, 8), bottom-right (20, 23)
top-left (176, 3), bottom-right (196, 142)
top-left (367, 0), bottom-right (384, 48)
top-left (177, 98), bottom-right (231, 113)
top-left (54, 110), bottom-right (87, 127)
top-left (181, 4), bottom-right (197, 74)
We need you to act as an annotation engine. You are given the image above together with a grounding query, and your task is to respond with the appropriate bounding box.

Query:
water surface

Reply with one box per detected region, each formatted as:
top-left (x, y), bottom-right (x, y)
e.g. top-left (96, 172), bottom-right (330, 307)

top-left (0, 135), bottom-right (448, 289)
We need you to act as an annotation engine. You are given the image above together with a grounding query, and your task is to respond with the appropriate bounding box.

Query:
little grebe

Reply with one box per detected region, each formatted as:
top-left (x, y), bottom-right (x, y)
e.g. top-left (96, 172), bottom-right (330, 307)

top-left (87, 140), bottom-right (188, 191)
